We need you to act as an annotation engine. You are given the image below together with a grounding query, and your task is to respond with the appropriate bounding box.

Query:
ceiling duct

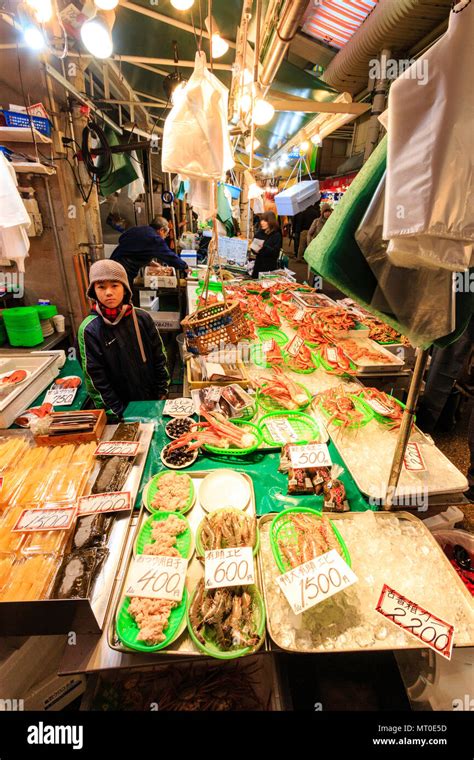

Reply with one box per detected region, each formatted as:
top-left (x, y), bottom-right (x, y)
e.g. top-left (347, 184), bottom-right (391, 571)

top-left (322, 0), bottom-right (452, 95)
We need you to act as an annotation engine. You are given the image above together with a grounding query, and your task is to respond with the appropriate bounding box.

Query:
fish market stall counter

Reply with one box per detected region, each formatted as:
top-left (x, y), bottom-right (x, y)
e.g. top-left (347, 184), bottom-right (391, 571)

top-left (0, 421), bottom-right (154, 636)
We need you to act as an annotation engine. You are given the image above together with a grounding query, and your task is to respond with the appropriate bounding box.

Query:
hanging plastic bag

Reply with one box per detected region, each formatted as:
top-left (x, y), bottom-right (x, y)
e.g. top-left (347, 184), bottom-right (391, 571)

top-left (162, 51), bottom-right (234, 181)
top-left (356, 172), bottom-right (455, 347)
top-left (383, 4), bottom-right (474, 272)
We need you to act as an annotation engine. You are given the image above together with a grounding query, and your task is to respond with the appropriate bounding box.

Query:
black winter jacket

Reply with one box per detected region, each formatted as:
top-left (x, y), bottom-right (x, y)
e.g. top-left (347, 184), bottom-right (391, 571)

top-left (78, 308), bottom-right (169, 417)
top-left (251, 229), bottom-right (282, 279)
top-left (111, 225), bottom-right (188, 287)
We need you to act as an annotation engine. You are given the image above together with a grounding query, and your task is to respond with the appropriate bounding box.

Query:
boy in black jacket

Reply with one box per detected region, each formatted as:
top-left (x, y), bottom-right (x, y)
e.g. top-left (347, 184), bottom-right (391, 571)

top-left (78, 259), bottom-right (169, 417)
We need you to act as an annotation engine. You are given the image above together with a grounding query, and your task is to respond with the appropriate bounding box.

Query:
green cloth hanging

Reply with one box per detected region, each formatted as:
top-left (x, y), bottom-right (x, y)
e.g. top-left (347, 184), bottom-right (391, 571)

top-left (217, 183), bottom-right (234, 237)
top-left (304, 137), bottom-right (473, 349)
top-left (98, 128), bottom-right (138, 197)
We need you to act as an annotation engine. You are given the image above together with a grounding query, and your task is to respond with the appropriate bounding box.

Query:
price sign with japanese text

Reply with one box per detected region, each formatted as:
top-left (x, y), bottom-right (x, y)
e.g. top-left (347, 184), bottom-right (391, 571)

top-left (287, 336), bottom-right (305, 358)
top-left (163, 398), bottom-right (195, 418)
top-left (403, 442), bottom-right (427, 472)
top-left (44, 386), bottom-right (77, 406)
top-left (276, 549), bottom-right (357, 615)
top-left (365, 397), bottom-right (394, 416)
top-left (326, 347), bottom-right (338, 364)
top-left (94, 440), bottom-right (140, 458)
top-left (376, 584), bottom-right (454, 660)
top-left (12, 506), bottom-right (77, 533)
top-left (125, 555), bottom-right (187, 602)
top-left (205, 547), bottom-right (255, 589)
top-left (293, 308), bottom-right (306, 322)
top-left (78, 491), bottom-right (131, 516)
top-left (289, 443), bottom-right (331, 469)
top-left (265, 418), bottom-right (299, 444)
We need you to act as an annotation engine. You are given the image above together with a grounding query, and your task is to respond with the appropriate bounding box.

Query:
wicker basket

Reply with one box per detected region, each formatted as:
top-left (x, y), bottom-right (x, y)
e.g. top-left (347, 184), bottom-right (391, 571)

top-left (181, 300), bottom-right (248, 354)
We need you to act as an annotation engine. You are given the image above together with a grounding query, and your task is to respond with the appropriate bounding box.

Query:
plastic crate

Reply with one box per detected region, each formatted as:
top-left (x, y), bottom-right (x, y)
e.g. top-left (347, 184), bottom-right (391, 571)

top-left (0, 110), bottom-right (51, 137)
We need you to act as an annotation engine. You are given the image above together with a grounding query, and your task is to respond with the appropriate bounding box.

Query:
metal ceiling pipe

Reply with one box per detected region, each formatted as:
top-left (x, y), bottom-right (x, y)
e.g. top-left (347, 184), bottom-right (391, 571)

top-left (260, 0), bottom-right (312, 88)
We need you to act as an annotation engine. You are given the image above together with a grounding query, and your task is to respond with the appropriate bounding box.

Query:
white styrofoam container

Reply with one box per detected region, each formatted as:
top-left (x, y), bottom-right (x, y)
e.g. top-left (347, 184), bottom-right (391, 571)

top-left (0, 352), bottom-right (59, 427)
top-left (274, 180), bottom-right (320, 216)
top-left (148, 311), bottom-right (181, 330)
top-left (181, 250), bottom-right (198, 266)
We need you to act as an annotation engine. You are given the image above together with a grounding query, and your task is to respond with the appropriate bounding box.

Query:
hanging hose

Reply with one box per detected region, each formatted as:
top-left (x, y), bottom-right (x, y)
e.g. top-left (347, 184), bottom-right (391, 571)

top-left (81, 120), bottom-right (113, 183)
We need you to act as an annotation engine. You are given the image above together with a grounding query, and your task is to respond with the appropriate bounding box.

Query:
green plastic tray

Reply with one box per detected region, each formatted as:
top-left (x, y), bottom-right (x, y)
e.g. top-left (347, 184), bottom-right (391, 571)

top-left (317, 351), bottom-right (357, 376)
top-left (360, 393), bottom-right (411, 427)
top-left (144, 471), bottom-right (195, 514)
top-left (257, 382), bottom-right (312, 413)
top-left (186, 583), bottom-right (266, 660)
top-left (202, 419), bottom-right (263, 456)
top-left (284, 349), bottom-right (319, 374)
top-left (116, 589), bottom-right (188, 653)
top-left (195, 508), bottom-right (260, 557)
top-left (318, 394), bottom-right (373, 429)
top-left (250, 342), bottom-right (287, 369)
top-left (256, 327), bottom-right (288, 347)
top-left (135, 511), bottom-right (193, 558)
top-left (259, 411), bottom-right (321, 448)
top-left (270, 507), bottom-right (352, 574)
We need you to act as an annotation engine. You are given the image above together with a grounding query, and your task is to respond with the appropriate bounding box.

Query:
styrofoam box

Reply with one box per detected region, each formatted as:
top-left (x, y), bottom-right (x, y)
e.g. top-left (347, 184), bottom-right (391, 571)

top-left (275, 180), bottom-right (320, 216)
top-left (144, 273), bottom-right (178, 289)
top-left (181, 250), bottom-right (197, 266)
top-left (0, 352), bottom-right (59, 428)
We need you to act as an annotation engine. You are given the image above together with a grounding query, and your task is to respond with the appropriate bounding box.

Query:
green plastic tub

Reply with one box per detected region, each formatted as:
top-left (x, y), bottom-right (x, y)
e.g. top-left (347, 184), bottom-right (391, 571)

top-left (116, 589), bottom-right (188, 653)
top-left (202, 419), bottom-right (263, 456)
top-left (143, 471), bottom-right (195, 514)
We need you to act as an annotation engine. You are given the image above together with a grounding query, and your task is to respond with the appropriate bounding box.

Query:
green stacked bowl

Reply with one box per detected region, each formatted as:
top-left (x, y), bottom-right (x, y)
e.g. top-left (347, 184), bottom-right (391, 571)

top-left (34, 304), bottom-right (58, 320)
top-left (2, 306), bottom-right (43, 347)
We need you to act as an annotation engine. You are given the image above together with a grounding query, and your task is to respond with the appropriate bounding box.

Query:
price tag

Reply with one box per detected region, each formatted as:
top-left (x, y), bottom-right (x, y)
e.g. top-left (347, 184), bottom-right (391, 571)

top-left (125, 554), bottom-right (187, 602)
top-left (163, 398), bottom-right (195, 418)
top-left (204, 547), bottom-right (255, 589)
top-left (326, 347), bottom-right (338, 364)
top-left (403, 442), bottom-right (427, 472)
top-left (262, 340), bottom-right (274, 354)
top-left (44, 386), bottom-right (78, 406)
top-left (276, 550), bottom-right (357, 615)
top-left (287, 336), bottom-right (305, 358)
top-left (365, 397), bottom-right (394, 416)
top-left (12, 506), bottom-right (77, 533)
top-left (78, 491), bottom-right (131, 516)
top-left (265, 418), bottom-right (298, 443)
top-left (206, 386), bottom-right (222, 402)
top-left (376, 584), bottom-right (454, 660)
top-left (293, 308), bottom-right (306, 322)
top-left (289, 443), bottom-right (331, 469)
top-left (94, 440), bottom-right (140, 458)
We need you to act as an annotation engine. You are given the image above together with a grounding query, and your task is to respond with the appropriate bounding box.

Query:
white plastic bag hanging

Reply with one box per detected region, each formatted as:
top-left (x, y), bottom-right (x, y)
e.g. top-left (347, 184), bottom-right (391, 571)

top-left (383, 3), bottom-right (474, 271)
top-left (162, 51), bottom-right (234, 181)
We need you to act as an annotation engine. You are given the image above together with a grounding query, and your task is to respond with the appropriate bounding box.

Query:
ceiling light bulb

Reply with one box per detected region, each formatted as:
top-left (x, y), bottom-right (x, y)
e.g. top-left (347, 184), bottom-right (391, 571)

top-left (94, 0), bottom-right (119, 9)
top-left (171, 80), bottom-right (187, 106)
top-left (170, 0), bottom-right (195, 9)
top-left (80, 17), bottom-right (113, 59)
top-left (27, 0), bottom-right (52, 23)
top-left (239, 92), bottom-right (252, 113)
top-left (242, 69), bottom-right (253, 85)
top-left (279, 155), bottom-right (288, 167)
top-left (211, 33), bottom-right (229, 59)
top-left (23, 23), bottom-right (45, 50)
top-left (252, 98), bottom-right (275, 126)
top-left (300, 140), bottom-right (309, 152)
top-left (311, 131), bottom-right (322, 146)
top-left (269, 162), bottom-right (276, 173)
top-left (244, 137), bottom-right (260, 153)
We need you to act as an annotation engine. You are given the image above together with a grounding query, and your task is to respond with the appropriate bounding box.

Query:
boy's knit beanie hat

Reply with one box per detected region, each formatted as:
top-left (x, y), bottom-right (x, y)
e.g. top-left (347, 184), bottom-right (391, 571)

top-left (87, 259), bottom-right (133, 301)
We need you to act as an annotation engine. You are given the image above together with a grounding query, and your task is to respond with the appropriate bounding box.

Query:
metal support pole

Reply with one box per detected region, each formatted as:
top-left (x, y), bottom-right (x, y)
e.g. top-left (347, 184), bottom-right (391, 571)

top-left (43, 177), bottom-right (77, 339)
top-left (167, 173), bottom-right (178, 250)
top-left (384, 347), bottom-right (430, 510)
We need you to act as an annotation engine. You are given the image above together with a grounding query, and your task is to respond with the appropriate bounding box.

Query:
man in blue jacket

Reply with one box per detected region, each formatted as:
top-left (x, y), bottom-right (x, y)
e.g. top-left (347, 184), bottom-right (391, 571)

top-left (110, 216), bottom-right (188, 288)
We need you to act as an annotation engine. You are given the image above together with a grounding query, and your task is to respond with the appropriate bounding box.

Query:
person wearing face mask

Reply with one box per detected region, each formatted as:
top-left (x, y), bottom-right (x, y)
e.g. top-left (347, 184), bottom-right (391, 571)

top-left (110, 216), bottom-right (189, 289)
top-left (250, 211), bottom-right (282, 279)
top-left (78, 260), bottom-right (170, 419)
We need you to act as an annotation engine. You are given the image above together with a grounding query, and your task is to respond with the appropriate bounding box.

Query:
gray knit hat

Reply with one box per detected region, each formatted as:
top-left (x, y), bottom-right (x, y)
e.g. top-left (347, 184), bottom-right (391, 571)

top-left (87, 259), bottom-right (132, 301)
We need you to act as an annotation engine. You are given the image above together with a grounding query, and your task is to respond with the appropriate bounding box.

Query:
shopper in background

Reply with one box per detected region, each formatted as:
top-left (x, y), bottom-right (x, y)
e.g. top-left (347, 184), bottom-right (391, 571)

top-left (78, 260), bottom-right (170, 419)
top-left (307, 203), bottom-right (332, 246)
top-left (110, 216), bottom-right (188, 288)
top-left (416, 316), bottom-right (474, 501)
top-left (250, 211), bottom-right (282, 279)
top-left (295, 201), bottom-right (321, 260)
